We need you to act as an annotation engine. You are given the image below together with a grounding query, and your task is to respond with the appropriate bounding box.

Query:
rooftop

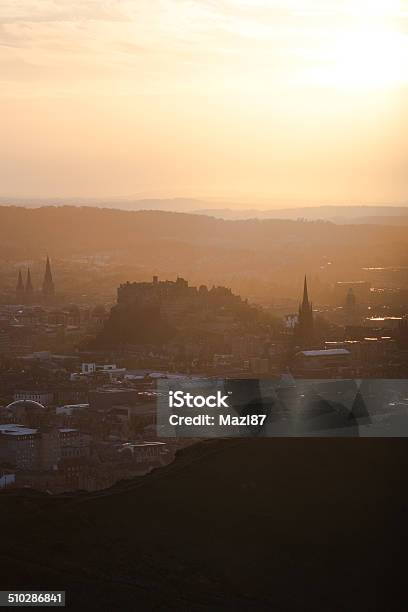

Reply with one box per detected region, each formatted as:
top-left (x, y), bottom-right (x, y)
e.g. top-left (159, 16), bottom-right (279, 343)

top-left (298, 349), bottom-right (350, 357)
top-left (366, 317), bottom-right (402, 322)
top-left (0, 424), bottom-right (38, 436)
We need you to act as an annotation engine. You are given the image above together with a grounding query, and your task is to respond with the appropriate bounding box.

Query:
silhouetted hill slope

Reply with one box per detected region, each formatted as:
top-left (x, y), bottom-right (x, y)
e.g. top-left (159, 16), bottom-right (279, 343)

top-left (2, 198), bottom-right (407, 222)
top-left (1, 438), bottom-right (407, 610)
top-left (0, 206), bottom-right (406, 268)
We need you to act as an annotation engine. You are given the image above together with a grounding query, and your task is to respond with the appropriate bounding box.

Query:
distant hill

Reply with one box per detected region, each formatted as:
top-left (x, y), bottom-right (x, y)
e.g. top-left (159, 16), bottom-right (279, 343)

top-left (0, 196), bottom-right (211, 213)
top-left (196, 205), bottom-right (408, 224)
top-left (1, 198), bottom-right (407, 224)
top-left (0, 204), bottom-right (406, 254)
top-left (0, 206), bottom-right (406, 295)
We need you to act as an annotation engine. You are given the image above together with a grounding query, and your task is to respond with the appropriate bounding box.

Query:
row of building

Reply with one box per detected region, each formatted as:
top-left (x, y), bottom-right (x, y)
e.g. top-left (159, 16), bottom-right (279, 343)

top-left (0, 422), bottom-right (87, 471)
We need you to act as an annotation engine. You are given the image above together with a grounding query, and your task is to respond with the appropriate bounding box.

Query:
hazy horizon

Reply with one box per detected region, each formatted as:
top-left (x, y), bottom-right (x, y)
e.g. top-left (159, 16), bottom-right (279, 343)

top-left (1, 1), bottom-right (408, 206)
top-left (0, 197), bottom-right (407, 213)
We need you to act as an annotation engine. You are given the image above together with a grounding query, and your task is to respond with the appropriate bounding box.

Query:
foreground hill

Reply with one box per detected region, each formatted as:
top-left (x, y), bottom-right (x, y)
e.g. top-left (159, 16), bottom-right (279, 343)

top-left (1, 438), bottom-right (407, 610)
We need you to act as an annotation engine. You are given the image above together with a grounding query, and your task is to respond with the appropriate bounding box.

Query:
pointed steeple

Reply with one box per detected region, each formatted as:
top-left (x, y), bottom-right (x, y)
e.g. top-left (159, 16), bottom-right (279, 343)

top-left (25, 267), bottom-right (34, 304)
top-left (42, 255), bottom-right (55, 300)
top-left (302, 275), bottom-right (309, 309)
top-left (295, 274), bottom-right (315, 347)
top-left (16, 270), bottom-right (25, 303)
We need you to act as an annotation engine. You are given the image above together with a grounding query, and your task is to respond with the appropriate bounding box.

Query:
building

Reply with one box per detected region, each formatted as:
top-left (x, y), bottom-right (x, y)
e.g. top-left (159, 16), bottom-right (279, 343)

top-left (0, 422), bottom-right (89, 473)
top-left (0, 424), bottom-right (40, 470)
top-left (110, 403), bottom-right (156, 438)
top-left (325, 338), bottom-right (398, 373)
top-left (284, 314), bottom-right (298, 330)
top-left (6, 399), bottom-right (46, 425)
top-left (0, 471), bottom-right (15, 489)
top-left (89, 388), bottom-right (140, 411)
top-left (56, 404), bottom-right (89, 417)
top-left (230, 335), bottom-right (264, 359)
top-left (80, 363), bottom-right (126, 379)
top-left (13, 390), bottom-right (54, 406)
top-left (0, 325), bottom-right (10, 354)
top-left (40, 428), bottom-right (88, 471)
top-left (54, 387), bottom-right (88, 406)
top-left (249, 357), bottom-right (270, 375)
top-left (118, 441), bottom-right (166, 465)
top-left (293, 349), bottom-right (352, 376)
top-left (334, 281), bottom-right (371, 305)
top-left (364, 316), bottom-right (403, 330)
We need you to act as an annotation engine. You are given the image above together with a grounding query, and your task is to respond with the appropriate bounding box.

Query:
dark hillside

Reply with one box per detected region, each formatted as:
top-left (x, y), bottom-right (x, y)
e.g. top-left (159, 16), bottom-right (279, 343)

top-left (1, 438), bottom-right (407, 610)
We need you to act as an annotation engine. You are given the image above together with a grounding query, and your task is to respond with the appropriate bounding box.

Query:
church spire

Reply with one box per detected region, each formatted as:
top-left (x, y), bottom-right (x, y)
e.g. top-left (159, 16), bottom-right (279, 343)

top-left (25, 267), bottom-right (34, 304)
top-left (295, 274), bottom-right (314, 347)
top-left (16, 269), bottom-right (24, 303)
top-left (302, 275), bottom-right (309, 309)
top-left (42, 255), bottom-right (55, 301)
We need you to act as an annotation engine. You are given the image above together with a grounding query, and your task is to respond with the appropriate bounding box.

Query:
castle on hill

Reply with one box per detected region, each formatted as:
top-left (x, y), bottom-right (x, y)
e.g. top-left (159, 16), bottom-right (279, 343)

top-left (117, 275), bottom-right (243, 322)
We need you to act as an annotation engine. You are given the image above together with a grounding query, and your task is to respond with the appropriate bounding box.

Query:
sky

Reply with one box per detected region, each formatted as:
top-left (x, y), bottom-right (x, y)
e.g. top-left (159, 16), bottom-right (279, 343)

top-left (0, 0), bottom-right (408, 206)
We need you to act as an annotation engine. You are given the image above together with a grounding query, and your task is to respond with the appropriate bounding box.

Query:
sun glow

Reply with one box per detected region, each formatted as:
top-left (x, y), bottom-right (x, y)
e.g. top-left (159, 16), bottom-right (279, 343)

top-left (307, 28), bottom-right (408, 90)
top-left (296, 0), bottom-right (408, 90)
top-left (1, 0), bottom-right (407, 200)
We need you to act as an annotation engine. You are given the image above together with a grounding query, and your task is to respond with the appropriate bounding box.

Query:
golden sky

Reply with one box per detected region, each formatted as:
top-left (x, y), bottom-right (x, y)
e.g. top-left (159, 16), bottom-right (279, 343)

top-left (1, 0), bottom-right (407, 205)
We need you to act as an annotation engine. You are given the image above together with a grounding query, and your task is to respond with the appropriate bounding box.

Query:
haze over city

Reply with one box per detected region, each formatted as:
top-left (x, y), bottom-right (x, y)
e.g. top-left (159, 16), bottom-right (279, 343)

top-left (1, 0), bottom-right (408, 205)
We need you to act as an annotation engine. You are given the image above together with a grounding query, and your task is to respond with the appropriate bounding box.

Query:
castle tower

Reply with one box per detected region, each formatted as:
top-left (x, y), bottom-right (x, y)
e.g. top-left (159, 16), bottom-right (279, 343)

top-left (296, 275), bottom-right (314, 347)
top-left (16, 270), bottom-right (25, 303)
top-left (42, 256), bottom-right (55, 302)
top-left (25, 267), bottom-right (34, 304)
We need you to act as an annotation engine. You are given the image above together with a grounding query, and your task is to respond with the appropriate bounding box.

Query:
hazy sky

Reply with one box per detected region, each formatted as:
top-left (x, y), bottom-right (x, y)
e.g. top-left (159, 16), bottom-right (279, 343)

top-left (1, 0), bottom-right (408, 206)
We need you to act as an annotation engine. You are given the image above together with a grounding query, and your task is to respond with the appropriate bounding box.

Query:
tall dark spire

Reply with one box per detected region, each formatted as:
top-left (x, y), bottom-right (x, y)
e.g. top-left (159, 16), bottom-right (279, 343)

top-left (42, 255), bottom-right (55, 300)
top-left (25, 267), bottom-right (34, 304)
top-left (302, 275), bottom-right (309, 309)
top-left (296, 274), bottom-right (314, 347)
top-left (16, 270), bottom-right (25, 303)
